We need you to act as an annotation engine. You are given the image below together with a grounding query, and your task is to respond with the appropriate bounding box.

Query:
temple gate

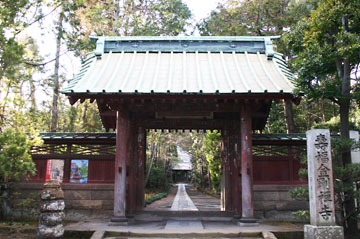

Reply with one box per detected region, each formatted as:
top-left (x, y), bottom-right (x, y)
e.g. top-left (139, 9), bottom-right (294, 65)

top-left (60, 36), bottom-right (297, 223)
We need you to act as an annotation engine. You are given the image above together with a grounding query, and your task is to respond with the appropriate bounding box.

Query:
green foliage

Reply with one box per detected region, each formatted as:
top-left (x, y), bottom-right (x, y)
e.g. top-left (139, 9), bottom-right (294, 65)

top-left (289, 186), bottom-right (308, 201)
top-left (203, 130), bottom-right (221, 193)
top-left (198, 0), bottom-right (317, 53)
top-left (284, 1), bottom-right (360, 231)
top-left (144, 184), bottom-right (172, 206)
top-left (0, 0), bottom-right (45, 132)
top-left (144, 192), bottom-right (168, 206)
top-left (66, 0), bottom-right (192, 56)
top-left (0, 128), bottom-right (38, 182)
top-left (188, 132), bottom-right (209, 189)
top-left (198, 0), bottom-right (291, 36)
top-left (0, 0), bottom-right (35, 81)
top-left (284, 0), bottom-right (360, 101)
top-left (314, 110), bottom-right (360, 133)
top-left (16, 192), bottom-right (40, 219)
top-left (266, 101), bottom-right (287, 133)
top-left (293, 210), bottom-right (310, 222)
top-left (146, 165), bottom-right (169, 189)
top-left (145, 131), bottom-right (176, 190)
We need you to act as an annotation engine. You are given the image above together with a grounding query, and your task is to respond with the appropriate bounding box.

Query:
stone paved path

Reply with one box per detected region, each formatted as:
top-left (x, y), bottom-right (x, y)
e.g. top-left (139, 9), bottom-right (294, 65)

top-left (145, 184), bottom-right (220, 211)
top-left (63, 184), bottom-right (304, 238)
top-left (170, 184), bottom-right (198, 211)
top-left (166, 183), bottom-right (203, 231)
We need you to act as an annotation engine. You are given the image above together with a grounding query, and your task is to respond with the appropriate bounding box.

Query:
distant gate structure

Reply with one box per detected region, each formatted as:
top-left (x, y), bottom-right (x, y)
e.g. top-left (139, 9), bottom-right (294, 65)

top-left (171, 146), bottom-right (192, 183)
top-left (59, 36), bottom-right (297, 223)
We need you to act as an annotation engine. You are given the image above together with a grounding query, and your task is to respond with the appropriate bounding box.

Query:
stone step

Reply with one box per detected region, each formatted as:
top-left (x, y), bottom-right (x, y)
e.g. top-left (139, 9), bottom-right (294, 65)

top-left (133, 211), bottom-right (235, 223)
top-left (102, 231), bottom-right (264, 238)
top-left (104, 237), bottom-right (264, 239)
top-left (136, 210), bottom-right (234, 217)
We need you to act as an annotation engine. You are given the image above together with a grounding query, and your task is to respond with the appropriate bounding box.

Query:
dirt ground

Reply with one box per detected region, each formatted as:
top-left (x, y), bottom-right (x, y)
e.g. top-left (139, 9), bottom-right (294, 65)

top-left (186, 185), bottom-right (221, 211)
top-left (0, 224), bottom-right (37, 239)
top-left (145, 184), bottom-right (177, 211)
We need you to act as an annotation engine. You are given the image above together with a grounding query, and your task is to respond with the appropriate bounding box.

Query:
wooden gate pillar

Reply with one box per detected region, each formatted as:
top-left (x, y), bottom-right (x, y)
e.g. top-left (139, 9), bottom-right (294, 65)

top-left (230, 121), bottom-right (242, 217)
top-left (221, 127), bottom-right (232, 211)
top-left (136, 126), bottom-right (146, 211)
top-left (127, 121), bottom-right (137, 214)
top-left (239, 104), bottom-right (256, 224)
top-left (112, 110), bottom-right (131, 222)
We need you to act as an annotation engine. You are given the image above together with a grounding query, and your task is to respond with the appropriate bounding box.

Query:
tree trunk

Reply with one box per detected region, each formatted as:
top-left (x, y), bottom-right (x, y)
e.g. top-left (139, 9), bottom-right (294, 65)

top-left (338, 14), bottom-right (358, 233)
top-left (339, 57), bottom-right (358, 234)
top-left (200, 162), bottom-right (204, 188)
top-left (145, 131), bottom-right (161, 187)
top-left (283, 99), bottom-right (295, 133)
top-left (82, 101), bottom-right (88, 130)
top-left (50, 11), bottom-right (64, 132)
top-left (29, 78), bottom-right (36, 114)
top-left (320, 99), bottom-right (327, 122)
top-left (208, 169), bottom-right (212, 190)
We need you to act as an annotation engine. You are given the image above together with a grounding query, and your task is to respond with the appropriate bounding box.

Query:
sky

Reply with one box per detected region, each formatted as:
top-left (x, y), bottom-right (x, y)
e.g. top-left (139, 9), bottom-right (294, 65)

top-left (184, 0), bottom-right (221, 22)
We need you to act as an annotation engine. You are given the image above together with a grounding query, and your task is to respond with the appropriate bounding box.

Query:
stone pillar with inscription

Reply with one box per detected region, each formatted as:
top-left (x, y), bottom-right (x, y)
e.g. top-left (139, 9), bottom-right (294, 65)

top-left (304, 129), bottom-right (344, 239)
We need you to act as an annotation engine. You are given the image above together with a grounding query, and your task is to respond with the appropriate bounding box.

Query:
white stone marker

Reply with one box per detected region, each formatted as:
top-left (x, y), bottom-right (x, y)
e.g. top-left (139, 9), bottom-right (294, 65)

top-left (304, 129), bottom-right (344, 239)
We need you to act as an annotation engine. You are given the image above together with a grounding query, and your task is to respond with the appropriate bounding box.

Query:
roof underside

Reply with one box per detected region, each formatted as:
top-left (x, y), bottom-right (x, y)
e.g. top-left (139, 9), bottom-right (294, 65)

top-left (38, 133), bottom-right (311, 143)
top-left (61, 36), bottom-right (295, 96)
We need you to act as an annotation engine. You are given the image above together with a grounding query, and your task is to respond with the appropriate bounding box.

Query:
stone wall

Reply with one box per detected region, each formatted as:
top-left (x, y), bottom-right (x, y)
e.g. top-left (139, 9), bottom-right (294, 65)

top-left (12, 183), bottom-right (113, 221)
top-left (254, 184), bottom-right (308, 221)
top-left (12, 183), bottom-right (308, 221)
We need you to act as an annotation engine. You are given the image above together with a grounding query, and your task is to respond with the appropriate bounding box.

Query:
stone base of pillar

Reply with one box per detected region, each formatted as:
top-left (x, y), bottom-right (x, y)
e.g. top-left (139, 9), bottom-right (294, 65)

top-left (304, 225), bottom-right (344, 239)
top-left (233, 214), bottom-right (241, 219)
top-left (238, 217), bottom-right (259, 227)
top-left (109, 216), bottom-right (128, 225)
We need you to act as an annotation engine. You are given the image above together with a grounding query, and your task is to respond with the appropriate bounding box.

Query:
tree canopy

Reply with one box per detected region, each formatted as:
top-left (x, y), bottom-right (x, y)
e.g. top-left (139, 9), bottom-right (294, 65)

top-left (285, 0), bottom-right (360, 234)
top-left (66, 0), bottom-right (192, 56)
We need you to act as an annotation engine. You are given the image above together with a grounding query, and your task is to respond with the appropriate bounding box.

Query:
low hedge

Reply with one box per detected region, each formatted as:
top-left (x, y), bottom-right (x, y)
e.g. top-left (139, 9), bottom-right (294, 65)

top-left (144, 184), bottom-right (172, 206)
top-left (144, 192), bottom-right (168, 206)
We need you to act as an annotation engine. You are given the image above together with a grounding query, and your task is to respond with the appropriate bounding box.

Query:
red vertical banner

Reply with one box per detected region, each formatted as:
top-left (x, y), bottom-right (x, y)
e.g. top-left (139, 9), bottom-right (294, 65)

top-left (45, 159), bottom-right (64, 182)
top-left (45, 159), bottom-right (53, 181)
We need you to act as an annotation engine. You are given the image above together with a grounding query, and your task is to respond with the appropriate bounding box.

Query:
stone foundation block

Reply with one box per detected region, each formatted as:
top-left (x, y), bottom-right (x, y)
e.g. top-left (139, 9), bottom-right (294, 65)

top-left (254, 201), bottom-right (276, 210)
top-left (64, 190), bottom-right (91, 200)
top-left (102, 200), bottom-right (114, 210)
top-left (91, 190), bottom-right (114, 200)
top-left (254, 192), bottom-right (280, 201)
top-left (40, 200), bottom-right (65, 212)
top-left (41, 188), bottom-right (64, 200)
top-left (304, 225), bottom-right (344, 239)
top-left (276, 200), bottom-right (308, 210)
top-left (38, 224), bottom-right (64, 239)
top-left (71, 200), bottom-right (102, 209)
top-left (264, 210), bottom-right (294, 220)
top-left (39, 212), bottom-right (65, 226)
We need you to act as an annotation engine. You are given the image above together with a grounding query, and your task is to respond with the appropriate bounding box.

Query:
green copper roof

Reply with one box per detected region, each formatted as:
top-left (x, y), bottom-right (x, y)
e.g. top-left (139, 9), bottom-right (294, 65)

top-left (61, 36), bottom-right (295, 95)
top-left (91, 36), bottom-right (279, 56)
